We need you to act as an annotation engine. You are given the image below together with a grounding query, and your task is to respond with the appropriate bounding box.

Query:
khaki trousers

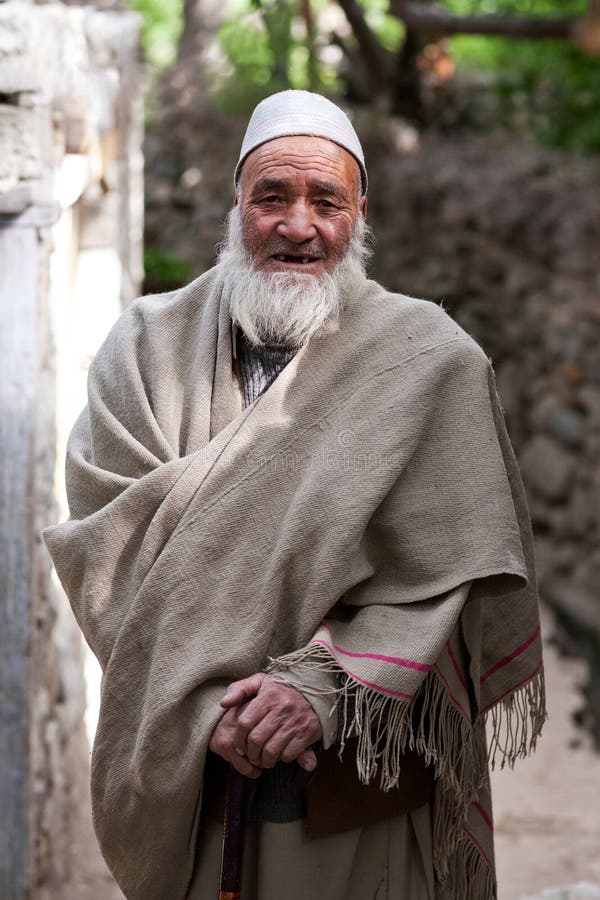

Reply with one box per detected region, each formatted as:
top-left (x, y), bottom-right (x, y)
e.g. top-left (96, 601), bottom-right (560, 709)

top-left (189, 804), bottom-right (434, 900)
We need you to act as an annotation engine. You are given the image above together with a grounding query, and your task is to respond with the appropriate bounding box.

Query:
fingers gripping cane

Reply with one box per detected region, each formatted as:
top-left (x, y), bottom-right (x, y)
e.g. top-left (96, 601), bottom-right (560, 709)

top-left (219, 765), bottom-right (248, 900)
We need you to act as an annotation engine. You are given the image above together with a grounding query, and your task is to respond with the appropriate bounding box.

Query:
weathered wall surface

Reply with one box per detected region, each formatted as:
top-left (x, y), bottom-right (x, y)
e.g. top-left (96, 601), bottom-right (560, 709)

top-left (360, 126), bottom-right (600, 735)
top-left (0, 4), bottom-right (142, 897)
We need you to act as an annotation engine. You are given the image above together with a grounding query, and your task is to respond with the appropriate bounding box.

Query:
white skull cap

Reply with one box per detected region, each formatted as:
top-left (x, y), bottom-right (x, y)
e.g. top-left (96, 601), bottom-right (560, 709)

top-left (235, 89), bottom-right (367, 194)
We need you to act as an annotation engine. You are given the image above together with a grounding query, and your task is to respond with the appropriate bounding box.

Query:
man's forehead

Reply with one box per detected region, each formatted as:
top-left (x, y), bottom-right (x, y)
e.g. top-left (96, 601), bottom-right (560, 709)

top-left (240, 135), bottom-right (361, 196)
top-left (234, 90), bottom-right (367, 194)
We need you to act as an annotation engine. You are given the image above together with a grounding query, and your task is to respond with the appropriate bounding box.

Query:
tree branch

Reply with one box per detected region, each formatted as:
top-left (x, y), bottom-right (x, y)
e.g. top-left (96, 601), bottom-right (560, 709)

top-left (178, 0), bottom-right (223, 64)
top-left (389, 1), bottom-right (578, 40)
top-left (336, 0), bottom-right (389, 95)
top-left (301, 0), bottom-right (319, 91)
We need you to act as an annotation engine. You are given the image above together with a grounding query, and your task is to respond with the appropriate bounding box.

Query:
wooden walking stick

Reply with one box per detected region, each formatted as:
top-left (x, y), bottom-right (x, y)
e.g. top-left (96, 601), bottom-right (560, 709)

top-left (219, 765), bottom-right (248, 900)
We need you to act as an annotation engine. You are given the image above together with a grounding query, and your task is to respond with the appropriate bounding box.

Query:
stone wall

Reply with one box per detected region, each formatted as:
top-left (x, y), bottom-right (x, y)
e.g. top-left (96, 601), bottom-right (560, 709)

top-left (0, 4), bottom-right (142, 897)
top-left (362, 125), bottom-right (600, 735)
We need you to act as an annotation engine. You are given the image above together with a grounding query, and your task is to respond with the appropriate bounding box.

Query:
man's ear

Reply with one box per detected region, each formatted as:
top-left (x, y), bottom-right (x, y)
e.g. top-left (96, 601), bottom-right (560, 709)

top-left (234, 191), bottom-right (240, 207)
top-left (360, 194), bottom-right (368, 218)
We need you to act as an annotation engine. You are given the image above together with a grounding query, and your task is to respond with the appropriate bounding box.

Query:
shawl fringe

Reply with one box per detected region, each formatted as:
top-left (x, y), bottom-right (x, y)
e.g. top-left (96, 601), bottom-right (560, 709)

top-left (487, 669), bottom-right (546, 770)
top-left (268, 646), bottom-right (546, 898)
top-left (440, 829), bottom-right (497, 900)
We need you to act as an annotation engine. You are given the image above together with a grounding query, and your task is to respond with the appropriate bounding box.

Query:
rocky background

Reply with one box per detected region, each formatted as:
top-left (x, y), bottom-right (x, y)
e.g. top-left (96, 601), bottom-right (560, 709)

top-left (144, 87), bottom-right (600, 739)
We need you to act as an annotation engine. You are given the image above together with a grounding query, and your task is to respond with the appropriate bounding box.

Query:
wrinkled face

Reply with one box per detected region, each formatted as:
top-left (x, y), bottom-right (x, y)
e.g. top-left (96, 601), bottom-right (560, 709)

top-left (237, 135), bottom-right (367, 278)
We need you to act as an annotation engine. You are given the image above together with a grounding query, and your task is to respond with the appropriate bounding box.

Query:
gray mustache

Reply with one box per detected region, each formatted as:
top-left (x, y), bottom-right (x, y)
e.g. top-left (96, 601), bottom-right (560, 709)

top-left (264, 241), bottom-right (326, 259)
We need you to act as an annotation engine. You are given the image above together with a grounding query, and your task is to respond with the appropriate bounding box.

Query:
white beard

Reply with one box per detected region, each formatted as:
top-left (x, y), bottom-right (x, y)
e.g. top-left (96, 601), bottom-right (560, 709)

top-left (215, 205), bottom-right (371, 348)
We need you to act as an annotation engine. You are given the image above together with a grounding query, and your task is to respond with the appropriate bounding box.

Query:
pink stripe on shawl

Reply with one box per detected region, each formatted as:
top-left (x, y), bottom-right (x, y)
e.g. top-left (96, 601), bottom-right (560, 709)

top-left (480, 624), bottom-right (541, 683)
top-left (463, 825), bottom-right (494, 870)
top-left (311, 638), bottom-right (414, 699)
top-left (480, 660), bottom-right (543, 714)
top-left (433, 662), bottom-right (471, 721)
top-left (319, 621), bottom-right (431, 672)
top-left (473, 801), bottom-right (493, 833)
top-left (445, 639), bottom-right (468, 690)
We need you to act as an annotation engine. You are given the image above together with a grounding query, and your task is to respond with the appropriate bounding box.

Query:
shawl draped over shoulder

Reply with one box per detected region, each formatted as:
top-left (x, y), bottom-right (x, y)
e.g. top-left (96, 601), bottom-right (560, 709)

top-left (44, 269), bottom-right (545, 900)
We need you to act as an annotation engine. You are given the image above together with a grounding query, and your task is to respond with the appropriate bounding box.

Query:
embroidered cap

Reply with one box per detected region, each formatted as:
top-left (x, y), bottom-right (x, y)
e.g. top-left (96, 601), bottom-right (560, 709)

top-left (235, 89), bottom-right (367, 194)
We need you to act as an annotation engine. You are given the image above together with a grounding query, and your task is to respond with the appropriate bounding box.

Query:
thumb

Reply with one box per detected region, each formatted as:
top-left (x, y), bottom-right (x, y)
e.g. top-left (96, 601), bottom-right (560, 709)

top-left (220, 673), bottom-right (267, 708)
top-left (297, 747), bottom-right (318, 772)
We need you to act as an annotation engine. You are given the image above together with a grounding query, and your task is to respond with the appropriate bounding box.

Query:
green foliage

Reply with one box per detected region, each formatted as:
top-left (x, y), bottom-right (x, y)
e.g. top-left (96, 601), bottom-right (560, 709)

top-left (443, 0), bottom-right (587, 14)
top-left (214, 0), bottom-right (338, 113)
top-left (216, 5), bottom-right (284, 112)
top-left (126, 0), bottom-right (600, 154)
top-left (143, 248), bottom-right (194, 292)
top-left (446, 0), bottom-right (600, 154)
top-left (359, 0), bottom-right (404, 53)
top-left (125, 0), bottom-right (183, 69)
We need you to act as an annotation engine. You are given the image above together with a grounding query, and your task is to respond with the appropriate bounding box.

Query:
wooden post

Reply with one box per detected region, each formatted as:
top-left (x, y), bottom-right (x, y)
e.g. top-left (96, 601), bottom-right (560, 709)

top-left (0, 226), bottom-right (40, 898)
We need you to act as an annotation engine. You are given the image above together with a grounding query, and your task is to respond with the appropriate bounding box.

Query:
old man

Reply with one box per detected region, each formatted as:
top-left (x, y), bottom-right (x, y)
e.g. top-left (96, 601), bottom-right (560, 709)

top-left (45, 90), bottom-right (545, 900)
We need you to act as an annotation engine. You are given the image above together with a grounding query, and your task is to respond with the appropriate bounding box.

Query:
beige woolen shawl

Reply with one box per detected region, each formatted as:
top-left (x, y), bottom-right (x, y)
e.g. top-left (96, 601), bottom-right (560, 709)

top-left (45, 268), bottom-right (545, 900)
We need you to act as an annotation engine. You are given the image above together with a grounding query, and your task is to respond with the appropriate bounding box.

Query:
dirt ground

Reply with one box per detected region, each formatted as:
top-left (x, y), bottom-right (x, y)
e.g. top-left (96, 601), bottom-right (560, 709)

top-left (493, 609), bottom-right (600, 899)
top-left (59, 608), bottom-right (599, 900)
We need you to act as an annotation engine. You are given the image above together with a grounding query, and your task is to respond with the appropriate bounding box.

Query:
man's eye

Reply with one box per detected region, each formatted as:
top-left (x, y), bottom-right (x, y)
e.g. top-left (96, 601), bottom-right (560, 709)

top-left (316, 199), bottom-right (335, 209)
top-left (261, 195), bottom-right (282, 204)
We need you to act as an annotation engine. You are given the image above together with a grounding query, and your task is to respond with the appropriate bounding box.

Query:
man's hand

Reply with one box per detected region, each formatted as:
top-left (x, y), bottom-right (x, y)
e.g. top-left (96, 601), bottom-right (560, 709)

top-left (208, 704), bottom-right (264, 778)
top-left (209, 673), bottom-right (321, 774)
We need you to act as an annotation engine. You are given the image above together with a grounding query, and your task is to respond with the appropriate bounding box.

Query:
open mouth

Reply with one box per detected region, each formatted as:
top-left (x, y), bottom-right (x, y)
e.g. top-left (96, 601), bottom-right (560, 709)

top-left (271, 254), bottom-right (321, 265)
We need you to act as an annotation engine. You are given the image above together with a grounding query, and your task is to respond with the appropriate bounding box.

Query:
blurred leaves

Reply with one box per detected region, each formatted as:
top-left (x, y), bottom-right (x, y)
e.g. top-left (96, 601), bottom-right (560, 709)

top-left (214, 0), bottom-right (337, 111)
top-left (143, 247), bottom-right (194, 293)
top-left (126, 0), bottom-right (600, 154)
top-left (126, 0), bottom-right (183, 68)
top-left (450, 25), bottom-right (600, 153)
top-left (443, 0), bottom-right (587, 14)
top-left (360, 0), bottom-right (404, 52)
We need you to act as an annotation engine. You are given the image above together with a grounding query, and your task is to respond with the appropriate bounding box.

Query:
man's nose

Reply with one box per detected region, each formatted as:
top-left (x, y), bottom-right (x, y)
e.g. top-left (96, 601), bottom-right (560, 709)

top-left (276, 202), bottom-right (317, 243)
